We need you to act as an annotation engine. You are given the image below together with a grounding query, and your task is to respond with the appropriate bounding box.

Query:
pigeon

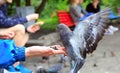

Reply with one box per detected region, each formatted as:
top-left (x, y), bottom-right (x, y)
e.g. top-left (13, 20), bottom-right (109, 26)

top-left (35, 66), bottom-right (49, 73)
top-left (35, 55), bottom-right (65, 73)
top-left (35, 63), bottom-right (64, 73)
top-left (57, 8), bottom-right (111, 73)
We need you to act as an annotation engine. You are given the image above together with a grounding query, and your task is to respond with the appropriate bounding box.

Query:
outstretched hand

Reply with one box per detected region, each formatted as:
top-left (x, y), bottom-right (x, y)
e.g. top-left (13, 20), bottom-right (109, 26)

top-left (26, 45), bottom-right (67, 57)
top-left (27, 24), bottom-right (40, 33)
top-left (51, 45), bottom-right (67, 56)
top-left (34, 45), bottom-right (67, 56)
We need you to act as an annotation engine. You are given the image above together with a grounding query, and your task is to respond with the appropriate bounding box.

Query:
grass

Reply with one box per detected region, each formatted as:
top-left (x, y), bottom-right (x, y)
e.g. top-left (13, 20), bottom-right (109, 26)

top-left (37, 16), bottom-right (59, 31)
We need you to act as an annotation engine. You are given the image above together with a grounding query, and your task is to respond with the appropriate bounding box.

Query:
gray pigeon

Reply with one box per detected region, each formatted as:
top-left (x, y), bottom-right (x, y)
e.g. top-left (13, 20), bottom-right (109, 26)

top-left (57, 8), bottom-right (111, 73)
top-left (35, 55), bottom-right (65, 73)
top-left (35, 63), bottom-right (64, 73)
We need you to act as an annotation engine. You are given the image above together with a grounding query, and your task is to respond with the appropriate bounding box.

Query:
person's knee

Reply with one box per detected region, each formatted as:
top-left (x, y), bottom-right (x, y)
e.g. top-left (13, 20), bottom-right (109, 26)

top-left (14, 24), bottom-right (26, 35)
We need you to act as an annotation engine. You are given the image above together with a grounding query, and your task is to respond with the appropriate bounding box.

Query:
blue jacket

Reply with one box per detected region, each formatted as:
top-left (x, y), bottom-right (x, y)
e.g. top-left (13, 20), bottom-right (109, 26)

top-left (0, 4), bottom-right (27, 28)
top-left (0, 40), bottom-right (25, 68)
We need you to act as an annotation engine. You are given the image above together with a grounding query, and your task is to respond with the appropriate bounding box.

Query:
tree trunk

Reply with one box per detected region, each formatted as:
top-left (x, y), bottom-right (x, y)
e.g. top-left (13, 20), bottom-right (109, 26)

top-left (15, 0), bottom-right (21, 7)
top-left (35, 0), bottom-right (47, 15)
top-left (26, 0), bottom-right (31, 6)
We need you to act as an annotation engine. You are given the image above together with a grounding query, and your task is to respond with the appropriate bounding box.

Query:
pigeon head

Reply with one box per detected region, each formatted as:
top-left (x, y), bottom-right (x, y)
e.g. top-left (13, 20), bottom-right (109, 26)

top-left (57, 24), bottom-right (71, 34)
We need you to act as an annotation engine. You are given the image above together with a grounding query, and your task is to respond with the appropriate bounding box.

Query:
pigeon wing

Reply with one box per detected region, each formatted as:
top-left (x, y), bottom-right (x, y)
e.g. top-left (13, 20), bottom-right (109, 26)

top-left (84, 8), bottom-right (111, 53)
top-left (72, 8), bottom-right (111, 56)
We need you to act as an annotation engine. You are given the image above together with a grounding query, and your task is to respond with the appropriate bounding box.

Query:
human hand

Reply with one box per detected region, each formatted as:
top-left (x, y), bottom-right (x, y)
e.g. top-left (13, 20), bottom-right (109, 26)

top-left (26, 45), bottom-right (67, 58)
top-left (36, 45), bottom-right (67, 56)
top-left (0, 31), bottom-right (14, 39)
top-left (50, 45), bottom-right (67, 56)
top-left (26, 13), bottom-right (39, 21)
top-left (27, 24), bottom-right (40, 33)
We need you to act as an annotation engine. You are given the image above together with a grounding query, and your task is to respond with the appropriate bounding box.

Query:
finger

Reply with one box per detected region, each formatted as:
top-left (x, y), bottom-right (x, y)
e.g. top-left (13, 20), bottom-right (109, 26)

top-left (54, 45), bottom-right (62, 49)
top-left (34, 25), bottom-right (40, 30)
top-left (57, 46), bottom-right (66, 50)
top-left (61, 47), bottom-right (66, 50)
top-left (8, 32), bottom-right (14, 38)
top-left (32, 25), bottom-right (40, 31)
top-left (54, 45), bottom-right (61, 47)
top-left (0, 36), bottom-right (10, 39)
top-left (0, 32), bottom-right (14, 39)
top-left (27, 25), bottom-right (39, 33)
top-left (33, 27), bottom-right (40, 33)
top-left (54, 50), bottom-right (67, 55)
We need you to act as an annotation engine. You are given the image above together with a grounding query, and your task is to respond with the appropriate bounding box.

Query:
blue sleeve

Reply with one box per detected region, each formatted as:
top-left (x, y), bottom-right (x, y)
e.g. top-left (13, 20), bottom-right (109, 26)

top-left (0, 40), bottom-right (26, 68)
top-left (0, 11), bottom-right (28, 28)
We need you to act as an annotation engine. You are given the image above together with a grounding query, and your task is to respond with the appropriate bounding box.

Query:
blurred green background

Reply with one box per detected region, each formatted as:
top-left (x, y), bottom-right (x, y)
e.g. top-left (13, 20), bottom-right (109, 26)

top-left (7, 0), bottom-right (120, 31)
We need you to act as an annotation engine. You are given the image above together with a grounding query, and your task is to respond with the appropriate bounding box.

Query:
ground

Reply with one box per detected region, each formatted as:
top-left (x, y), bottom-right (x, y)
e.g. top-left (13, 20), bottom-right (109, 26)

top-left (23, 26), bottom-right (120, 73)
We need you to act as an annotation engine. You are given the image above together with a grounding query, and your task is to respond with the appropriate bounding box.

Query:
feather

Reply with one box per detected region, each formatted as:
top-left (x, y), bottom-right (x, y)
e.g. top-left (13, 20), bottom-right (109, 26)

top-left (73, 8), bottom-right (111, 54)
top-left (57, 8), bottom-right (112, 73)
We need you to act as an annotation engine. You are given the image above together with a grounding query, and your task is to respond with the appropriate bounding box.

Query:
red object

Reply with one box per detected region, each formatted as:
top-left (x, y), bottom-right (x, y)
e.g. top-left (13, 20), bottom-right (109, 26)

top-left (57, 10), bottom-right (75, 27)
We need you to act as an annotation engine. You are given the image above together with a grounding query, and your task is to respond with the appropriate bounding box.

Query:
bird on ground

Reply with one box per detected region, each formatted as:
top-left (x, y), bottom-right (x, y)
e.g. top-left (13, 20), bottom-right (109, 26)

top-left (57, 8), bottom-right (111, 73)
top-left (35, 63), bottom-right (64, 73)
top-left (35, 55), bottom-right (65, 73)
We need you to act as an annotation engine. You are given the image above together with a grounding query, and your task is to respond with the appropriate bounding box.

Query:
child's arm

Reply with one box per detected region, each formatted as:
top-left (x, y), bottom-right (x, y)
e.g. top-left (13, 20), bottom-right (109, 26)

top-left (0, 11), bottom-right (39, 28)
top-left (0, 11), bottom-right (27, 27)
top-left (26, 45), bottom-right (67, 57)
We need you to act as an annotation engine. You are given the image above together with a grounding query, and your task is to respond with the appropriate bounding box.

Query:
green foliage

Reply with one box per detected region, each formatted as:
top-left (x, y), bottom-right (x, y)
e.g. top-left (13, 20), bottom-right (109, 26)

top-left (7, 0), bottom-right (120, 31)
top-left (57, 0), bottom-right (69, 10)
top-left (102, 0), bottom-right (120, 13)
top-left (37, 0), bottom-right (69, 30)
top-left (82, 0), bottom-right (91, 8)
top-left (31, 0), bottom-right (42, 8)
top-left (20, 0), bottom-right (26, 6)
top-left (7, 2), bottom-right (16, 16)
top-left (38, 16), bottom-right (59, 31)
top-left (39, 0), bottom-right (69, 19)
